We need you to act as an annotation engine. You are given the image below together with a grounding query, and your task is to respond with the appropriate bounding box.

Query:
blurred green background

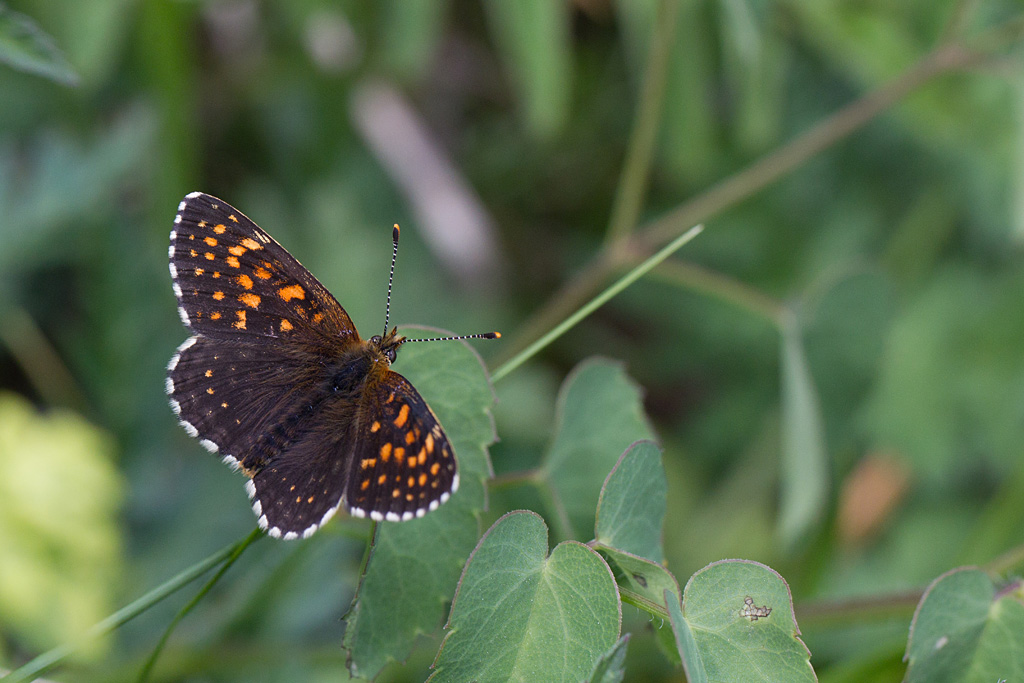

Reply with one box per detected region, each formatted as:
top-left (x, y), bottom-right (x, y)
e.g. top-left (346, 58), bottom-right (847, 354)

top-left (2, 0), bottom-right (1024, 680)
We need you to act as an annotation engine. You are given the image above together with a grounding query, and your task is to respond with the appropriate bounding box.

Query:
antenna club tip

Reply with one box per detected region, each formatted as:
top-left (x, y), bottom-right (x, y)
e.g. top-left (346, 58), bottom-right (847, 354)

top-left (392, 224), bottom-right (400, 242)
top-left (488, 331), bottom-right (501, 339)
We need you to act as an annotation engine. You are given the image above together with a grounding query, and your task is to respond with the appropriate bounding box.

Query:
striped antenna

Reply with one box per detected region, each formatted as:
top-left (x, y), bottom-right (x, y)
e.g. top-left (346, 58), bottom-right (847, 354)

top-left (381, 224), bottom-right (400, 339)
top-left (402, 332), bottom-right (501, 344)
top-left (380, 223), bottom-right (500, 345)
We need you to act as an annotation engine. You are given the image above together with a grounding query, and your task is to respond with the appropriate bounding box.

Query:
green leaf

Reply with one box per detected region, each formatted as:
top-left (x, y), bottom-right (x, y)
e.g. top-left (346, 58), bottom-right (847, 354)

top-left (0, 6), bottom-right (78, 85)
top-left (342, 330), bottom-right (496, 679)
top-left (541, 358), bottom-right (656, 541)
top-left (594, 546), bottom-right (679, 617)
top-left (0, 392), bottom-right (122, 656)
top-left (673, 559), bottom-right (817, 682)
top-left (430, 511), bottom-right (621, 683)
top-left (587, 634), bottom-right (630, 683)
top-left (594, 440), bottom-right (666, 563)
top-left (482, 0), bottom-right (572, 139)
top-left (904, 567), bottom-right (1024, 683)
top-left (778, 310), bottom-right (828, 546)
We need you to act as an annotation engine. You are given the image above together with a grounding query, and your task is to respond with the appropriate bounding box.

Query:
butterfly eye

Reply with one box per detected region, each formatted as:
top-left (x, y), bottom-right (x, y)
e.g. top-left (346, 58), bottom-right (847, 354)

top-left (370, 335), bottom-right (382, 345)
top-left (384, 348), bottom-right (397, 363)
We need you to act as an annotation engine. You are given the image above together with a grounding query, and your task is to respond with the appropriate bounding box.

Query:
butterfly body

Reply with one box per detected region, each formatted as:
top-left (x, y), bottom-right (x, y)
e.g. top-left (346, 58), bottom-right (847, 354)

top-left (167, 192), bottom-right (458, 539)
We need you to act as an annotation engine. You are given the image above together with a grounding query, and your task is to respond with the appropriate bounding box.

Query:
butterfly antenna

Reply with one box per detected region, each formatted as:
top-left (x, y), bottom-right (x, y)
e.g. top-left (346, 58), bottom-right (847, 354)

top-left (401, 331), bottom-right (501, 344)
top-left (382, 223), bottom-right (501, 345)
top-left (382, 224), bottom-right (400, 338)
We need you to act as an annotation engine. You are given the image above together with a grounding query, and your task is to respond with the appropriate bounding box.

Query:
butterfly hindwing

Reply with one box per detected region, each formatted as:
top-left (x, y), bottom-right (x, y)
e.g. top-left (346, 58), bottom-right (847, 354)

top-left (170, 192), bottom-right (358, 345)
top-left (167, 334), bottom-right (328, 473)
top-left (344, 369), bottom-right (459, 522)
top-left (247, 413), bottom-right (359, 539)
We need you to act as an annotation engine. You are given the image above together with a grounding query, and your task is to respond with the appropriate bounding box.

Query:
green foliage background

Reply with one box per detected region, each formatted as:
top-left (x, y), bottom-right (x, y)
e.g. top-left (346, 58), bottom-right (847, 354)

top-left (2, 0), bottom-right (1024, 680)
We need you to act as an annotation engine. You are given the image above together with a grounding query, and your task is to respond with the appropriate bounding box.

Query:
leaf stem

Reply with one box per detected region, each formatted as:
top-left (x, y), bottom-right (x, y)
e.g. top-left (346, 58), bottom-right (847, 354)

top-left (0, 531), bottom-right (261, 683)
top-left (491, 225), bottom-right (703, 383)
top-left (137, 528), bottom-right (262, 682)
top-left (604, 0), bottom-right (679, 247)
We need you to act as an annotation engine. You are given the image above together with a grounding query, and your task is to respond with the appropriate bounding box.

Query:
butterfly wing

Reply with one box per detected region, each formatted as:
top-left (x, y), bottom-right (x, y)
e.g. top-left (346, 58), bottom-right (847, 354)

top-left (167, 191), bottom-right (361, 497)
top-left (170, 191), bottom-right (358, 344)
top-left (344, 369), bottom-right (459, 522)
top-left (167, 335), bottom-right (328, 473)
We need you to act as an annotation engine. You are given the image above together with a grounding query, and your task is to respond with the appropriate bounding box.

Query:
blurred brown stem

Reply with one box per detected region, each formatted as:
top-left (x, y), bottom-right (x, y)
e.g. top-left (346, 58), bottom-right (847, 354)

top-left (495, 21), bottom-right (1018, 368)
top-left (604, 0), bottom-right (679, 248)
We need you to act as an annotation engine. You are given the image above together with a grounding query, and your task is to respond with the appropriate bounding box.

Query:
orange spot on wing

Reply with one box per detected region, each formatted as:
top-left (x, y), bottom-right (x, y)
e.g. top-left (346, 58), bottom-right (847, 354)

top-left (213, 224), bottom-right (227, 234)
top-left (228, 214), bottom-right (239, 223)
top-left (212, 291), bottom-right (225, 300)
top-left (205, 369), bottom-right (213, 377)
top-left (370, 421), bottom-right (381, 433)
top-left (194, 268), bottom-right (205, 275)
top-left (254, 266), bottom-right (272, 279)
top-left (425, 433), bottom-right (434, 453)
top-left (207, 387), bottom-right (214, 394)
top-left (189, 249), bottom-right (198, 258)
top-left (394, 404), bottom-right (410, 428)
top-left (407, 476), bottom-right (415, 488)
top-left (392, 489), bottom-right (401, 498)
top-left (360, 458), bottom-right (377, 470)
top-left (394, 447), bottom-right (405, 464)
top-left (380, 443), bottom-right (392, 461)
top-left (406, 493), bottom-right (414, 502)
top-left (204, 252), bottom-right (215, 260)
top-left (430, 463), bottom-right (440, 475)
top-left (228, 245), bottom-right (247, 256)
top-left (238, 293), bottom-right (261, 309)
top-left (233, 310), bottom-right (247, 329)
top-left (241, 238), bottom-right (262, 250)
top-left (212, 271), bottom-right (221, 278)
top-left (236, 274), bottom-right (254, 289)
top-left (279, 319), bottom-right (293, 332)
top-left (417, 449), bottom-right (427, 466)
top-left (225, 256), bottom-right (240, 268)
top-left (204, 236), bottom-right (217, 247)
top-left (405, 431), bottom-right (416, 445)
top-left (312, 312), bottom-right (324, 323)
top-left (210, 311), bottom-right (221, 320)
top-left (360, 480), bottom-right (370, 491)
top-left (377, 474), bottom-right (387, 485)
top-left (418, 473), bottom-right (427, 487)
top-left (278, 284), bottom-right (306, 301)
top-left (197, 221), bottom-right (207, 228)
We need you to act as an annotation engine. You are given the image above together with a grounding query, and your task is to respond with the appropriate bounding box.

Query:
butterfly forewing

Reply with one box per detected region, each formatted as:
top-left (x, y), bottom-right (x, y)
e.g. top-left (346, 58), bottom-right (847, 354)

top-left (170, 192), bottom-right (358, 345)
top-left (345, 369), bottom-right (458, 522)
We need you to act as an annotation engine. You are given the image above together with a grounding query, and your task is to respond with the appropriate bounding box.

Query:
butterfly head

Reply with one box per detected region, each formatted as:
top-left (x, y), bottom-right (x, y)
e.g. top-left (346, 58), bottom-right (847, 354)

top-left (370, 326), bottom-right (406, 365)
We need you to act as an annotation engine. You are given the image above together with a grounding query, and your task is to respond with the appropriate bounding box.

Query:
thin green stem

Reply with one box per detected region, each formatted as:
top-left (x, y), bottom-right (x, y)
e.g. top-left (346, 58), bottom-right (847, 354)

top-left (0, 533), bottom-right (258, 683)
top-left (987, 542), bottom-right (1024, 577)
top-left (137, 528), bottom-right (262, 682)
top-left (647, 259), bottom-right (786, 326)
top-left (604, 0), bottom-right (679, 247)
top-left (491, 225), bottom-right (703, 383)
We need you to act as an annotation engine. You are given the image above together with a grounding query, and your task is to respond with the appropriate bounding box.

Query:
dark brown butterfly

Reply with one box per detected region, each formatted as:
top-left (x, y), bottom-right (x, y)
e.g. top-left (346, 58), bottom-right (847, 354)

top-left (166, 192), bottom-right (497, 539)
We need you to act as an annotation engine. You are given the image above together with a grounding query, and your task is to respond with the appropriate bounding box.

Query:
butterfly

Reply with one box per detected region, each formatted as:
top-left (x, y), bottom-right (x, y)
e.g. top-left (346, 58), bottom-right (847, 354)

top-left (166, 192), bottom-right (497, 539)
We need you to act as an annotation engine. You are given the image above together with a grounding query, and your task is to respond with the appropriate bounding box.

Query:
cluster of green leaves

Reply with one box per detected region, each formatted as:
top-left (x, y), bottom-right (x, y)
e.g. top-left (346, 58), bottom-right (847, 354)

top-left (4, 0), bottom-right (1024, 682)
